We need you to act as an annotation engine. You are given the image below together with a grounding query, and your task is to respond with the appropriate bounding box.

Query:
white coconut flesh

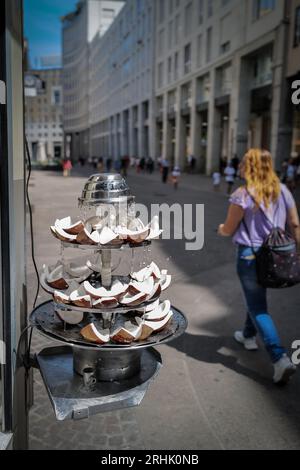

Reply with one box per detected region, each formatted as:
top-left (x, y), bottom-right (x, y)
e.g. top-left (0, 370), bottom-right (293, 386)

top-left (69, 285), bottom-right (92, 306)
top-left (139, 311), bottom-right (173, 340)
top-left (52, 225), bottom-right (77, 242)
top-left (144, 298), bottom-right (160, 312)
top-left (84, 279), bottom-right (127, 299)
top-left (146, 281), bottom-right (161, 301)
top-left (97, 297), bottom-right (119, 308)
top-left (98, 226), bottom-right (118, 245)
top-left (129, 276), bottom-right (154, 295)
top-left (131, 265), bottom-right (152, 283)
top-left (144, 300), bottom-right (171, 321)
top-left (120, 291), bottom-right (147, 306)
top-left (54, 281), bottom-right (80, 304)
top-left (64, 262), bottom-right (91, 279)
top-left (81, 323), bottom-right (110, 344)
top-left (56, 309), bottom-right (84, 325)
top-left (160, 274), bottom-right (172, 291)
top-left (55, 217), bottom-right (84, 235)
top-left (111, 320), bottom-right (142, 342)
top-left (128, 218), bottom-right (146, 231)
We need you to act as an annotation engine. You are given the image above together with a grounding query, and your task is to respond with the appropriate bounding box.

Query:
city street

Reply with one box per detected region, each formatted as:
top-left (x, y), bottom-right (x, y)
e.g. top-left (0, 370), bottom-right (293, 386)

top-left (27, 167), bottom-right (300, 450)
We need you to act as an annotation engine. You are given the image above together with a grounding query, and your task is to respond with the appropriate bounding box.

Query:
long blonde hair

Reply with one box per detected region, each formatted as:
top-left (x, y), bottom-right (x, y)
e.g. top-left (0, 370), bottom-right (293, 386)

top-left (243, 149), bottom-right (281, 208)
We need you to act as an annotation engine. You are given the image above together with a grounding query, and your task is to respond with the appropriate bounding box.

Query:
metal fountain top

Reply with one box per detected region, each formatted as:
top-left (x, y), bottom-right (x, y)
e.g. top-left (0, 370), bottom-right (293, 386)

top-left (78, 173), bottom-right (135, 207)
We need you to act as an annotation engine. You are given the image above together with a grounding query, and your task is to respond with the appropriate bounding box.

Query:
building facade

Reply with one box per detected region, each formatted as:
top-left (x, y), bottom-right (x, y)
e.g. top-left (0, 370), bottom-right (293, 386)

top-left (25, 68), bottom-right (63, 162)
top-left (89, 0), bottom-right (156, 161)
top-left (63, 0), bottom-right (297, 173)
top-left (62, 0), bottom-right (125, 161)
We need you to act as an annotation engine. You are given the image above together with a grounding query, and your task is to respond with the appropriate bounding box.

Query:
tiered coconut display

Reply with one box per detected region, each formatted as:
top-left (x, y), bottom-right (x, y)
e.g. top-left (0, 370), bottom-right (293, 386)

top-left (41, 211), bottom-right (173, 346)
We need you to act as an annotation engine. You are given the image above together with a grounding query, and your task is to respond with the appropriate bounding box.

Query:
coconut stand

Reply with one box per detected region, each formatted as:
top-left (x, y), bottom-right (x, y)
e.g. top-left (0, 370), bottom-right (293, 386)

top-left (30, 174), bottom-right (187, 421)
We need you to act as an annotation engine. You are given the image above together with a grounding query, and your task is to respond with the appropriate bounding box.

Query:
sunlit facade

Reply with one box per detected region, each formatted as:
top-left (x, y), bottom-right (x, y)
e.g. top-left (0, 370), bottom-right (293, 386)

top-left (63, 0), bottom-right (297, 173)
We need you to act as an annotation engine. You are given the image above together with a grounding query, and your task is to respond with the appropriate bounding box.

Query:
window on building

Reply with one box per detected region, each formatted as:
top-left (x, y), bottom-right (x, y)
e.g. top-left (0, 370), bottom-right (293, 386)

top-left (197, 34), bottom-right (203, 68)
top-left (168, 21), bottom-right (173, 49)
top-left (158, 62), bottom-right (164, 88)
top-left (159, 0), bottom-right (165, 23)
top-left (206, 27), bottom-right (212, 63)
top-left (168, 56), bottom-right (172, 83)
top-left (220, 41), bottom-right (231, 54)
top-left (208, 0), bottom-right (213, 17)
top-left (159, 29), bottom-right (165, 55)
top-left (198, 0), bottom-right (204, 24)
top-left (174, 15), bottom-right (180, 45)
top-left (294, 7), bottom-right (300, 47)
top-left (253, 0), bottom-right (276, 20)
top-left (174, 52), bottom-right (179, 80)
top-left (185, 2), bottom-right (193, 37)
top-left (184, 43), bottom-right (192, 75)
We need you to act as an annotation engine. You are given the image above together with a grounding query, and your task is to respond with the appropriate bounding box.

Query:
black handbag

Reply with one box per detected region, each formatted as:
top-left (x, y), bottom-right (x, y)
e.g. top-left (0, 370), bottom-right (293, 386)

top-left (242, 191), bottom-right (300, 289)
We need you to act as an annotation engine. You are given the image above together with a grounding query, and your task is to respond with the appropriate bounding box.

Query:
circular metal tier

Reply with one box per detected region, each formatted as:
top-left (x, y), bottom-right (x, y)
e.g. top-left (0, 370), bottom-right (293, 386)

top-left (61, 240), bottom-right (151, 251)
top-left (30, 300), bottom-right (187, 352)
top-left (79, 173), bottom-right (135, 206)
top-left (53, 293), bottom-right (161, 315)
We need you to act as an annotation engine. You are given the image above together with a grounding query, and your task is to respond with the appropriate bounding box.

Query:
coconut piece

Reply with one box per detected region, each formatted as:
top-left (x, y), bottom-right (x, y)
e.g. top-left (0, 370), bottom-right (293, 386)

top-left (119, 291), bottom-right (148, 307)
top-left (147, 281), bottom-right (162, 301)
top-left (160, 273), bottom-right (172, 291)
top-left (139, 311), bottom-right (173, 341)
top-left (131, 265), bottom-right (153, 283)
top-left (110, 319), bottom-right (143, 344)
top-left (144, 300), bottom-right (171, 322)
top-left (56, 309), bottom-right (84, 325)
top-left (80, 324), bottom-right (110, 345)
top-left (99, 227), bottom-right (119, 245)
top-left (128, 218), bottom-right (146, 232)
top-left (129, 276), bottom-right (155, 296)
top-left (127, 228), bottom-right (150, 244)
top-left (146, 216), bottom-right (163, 240)
top-left (69, 285), bottom-right (92, 308)
top-left (64, 262), bottom-right (92, 281)
top-left (149, 262), bottom-right (161, 280)
top-left (145, 298), bottom-right (160, 312)
top-left (50, 226), bottom-right (77, 243)
top-left (76, 223), bottom-right (100, 245)
top-left (55, 217), bottom-right (84, 235)
top-left (54, 281), bottom-right (80, 305)
top-left (84, 279), bottom-right (127, 299)
top-left (46, 264), bottom-right (69, 290)
top-left (92, 297), bottom-right (119, 309)
top-left (85, 216), bottom-right (104, 230)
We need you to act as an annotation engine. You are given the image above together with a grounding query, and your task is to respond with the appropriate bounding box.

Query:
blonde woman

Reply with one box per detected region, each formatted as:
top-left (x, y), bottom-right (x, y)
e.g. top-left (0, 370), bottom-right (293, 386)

top-left (218, 149), bottom-right (300, 384)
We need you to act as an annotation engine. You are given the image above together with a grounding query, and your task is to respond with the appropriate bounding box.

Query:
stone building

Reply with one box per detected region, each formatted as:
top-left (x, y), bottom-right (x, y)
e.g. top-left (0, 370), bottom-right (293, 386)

top-left (63, 0), bottom-right (298, 173)
top-left (25, 68), bottom-right (63, 162)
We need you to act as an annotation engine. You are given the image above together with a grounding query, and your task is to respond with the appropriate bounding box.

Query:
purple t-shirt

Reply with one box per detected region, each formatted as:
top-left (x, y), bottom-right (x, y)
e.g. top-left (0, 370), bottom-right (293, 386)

top-left (229, 184), bottom-right (296, 247)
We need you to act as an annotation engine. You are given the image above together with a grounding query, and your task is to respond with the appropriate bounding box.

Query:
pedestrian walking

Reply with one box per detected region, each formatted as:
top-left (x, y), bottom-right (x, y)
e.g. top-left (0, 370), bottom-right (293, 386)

top-left (224, 161), bottom-right (236, 195)
top-left (171, 166), bottom-right (181, 190)
top-left (286, 159), bottom-right (296, 192)
top-left (212, 170), bottom-right (221, 192)
top-left (218, 148), bottom-right (300, 384)
top-left (161, 159), bottom-right (169, 184)
top-left (63, 159), bottom-right (72, 177)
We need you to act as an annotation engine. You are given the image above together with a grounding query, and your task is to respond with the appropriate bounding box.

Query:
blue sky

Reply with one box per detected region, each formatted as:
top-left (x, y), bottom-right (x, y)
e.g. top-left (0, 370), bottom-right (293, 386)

top-left (24, 0), bottom-right (78, 68)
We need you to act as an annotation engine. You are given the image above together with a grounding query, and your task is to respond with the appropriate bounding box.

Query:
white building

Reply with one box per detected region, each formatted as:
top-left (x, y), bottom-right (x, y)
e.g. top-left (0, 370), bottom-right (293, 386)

top-left (25, 68), bottom-right (63, 162)
top-left (63, 0), bottom-right (296, 173)
top-left (62, 0), bottom-right (125, 161)
top-left (89, 0), bottom-right (156, 160)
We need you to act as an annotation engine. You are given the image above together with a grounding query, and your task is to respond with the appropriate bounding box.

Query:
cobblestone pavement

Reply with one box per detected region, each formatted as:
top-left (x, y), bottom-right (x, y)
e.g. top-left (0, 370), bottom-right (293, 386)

top-left (27, 167), bottom-right (300, 450)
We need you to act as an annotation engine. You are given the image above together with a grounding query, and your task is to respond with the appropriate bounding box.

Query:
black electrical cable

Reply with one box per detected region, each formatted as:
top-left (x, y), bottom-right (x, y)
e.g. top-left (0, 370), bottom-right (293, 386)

top-left (25, 137), bottom-right (40, 309)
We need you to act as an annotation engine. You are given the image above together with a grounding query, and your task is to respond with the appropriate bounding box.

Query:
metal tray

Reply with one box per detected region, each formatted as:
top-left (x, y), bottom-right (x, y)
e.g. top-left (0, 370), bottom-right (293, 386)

top-left (30, 300), bottom-right (187, 352)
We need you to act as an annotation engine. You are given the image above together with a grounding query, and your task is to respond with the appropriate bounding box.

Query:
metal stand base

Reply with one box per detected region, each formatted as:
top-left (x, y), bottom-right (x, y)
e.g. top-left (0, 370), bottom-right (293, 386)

top-left (73, 348), bottom-right (142, 382)
top-left (36, 346), bottom-right (162, 421)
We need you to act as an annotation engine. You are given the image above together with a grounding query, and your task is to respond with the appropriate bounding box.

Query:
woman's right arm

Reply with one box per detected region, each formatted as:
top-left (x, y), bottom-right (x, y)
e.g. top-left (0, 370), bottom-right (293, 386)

top-left (287, 206), bottom-right (300, 248)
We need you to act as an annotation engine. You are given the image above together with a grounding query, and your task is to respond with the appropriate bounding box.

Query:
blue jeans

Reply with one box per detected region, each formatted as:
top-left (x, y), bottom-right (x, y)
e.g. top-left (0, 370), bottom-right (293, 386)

top-left (237, 245), bottom-right (286, 363)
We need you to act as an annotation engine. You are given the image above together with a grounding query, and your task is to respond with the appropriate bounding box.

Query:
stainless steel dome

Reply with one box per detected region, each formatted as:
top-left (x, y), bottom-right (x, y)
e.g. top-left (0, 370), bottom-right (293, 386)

top-left (78, 173), bottom-right (135, 206)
